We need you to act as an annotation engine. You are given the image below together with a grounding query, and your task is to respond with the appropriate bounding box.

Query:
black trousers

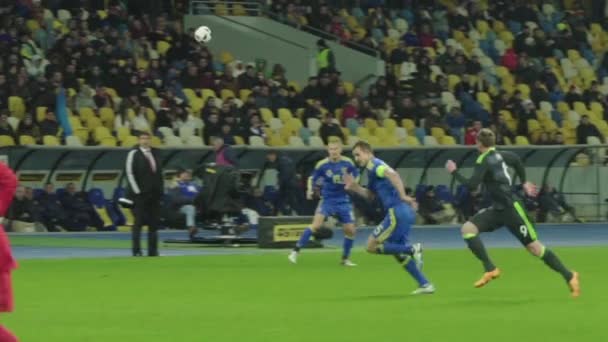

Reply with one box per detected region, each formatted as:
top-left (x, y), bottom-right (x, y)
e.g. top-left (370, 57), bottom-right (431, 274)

top-left (132, 195), bottom-right (161, 256)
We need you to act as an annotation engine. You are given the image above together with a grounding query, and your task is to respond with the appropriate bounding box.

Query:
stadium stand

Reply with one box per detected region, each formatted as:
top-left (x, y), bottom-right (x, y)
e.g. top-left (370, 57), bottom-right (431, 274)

top-left (0, 1), bottom-right (606, 149)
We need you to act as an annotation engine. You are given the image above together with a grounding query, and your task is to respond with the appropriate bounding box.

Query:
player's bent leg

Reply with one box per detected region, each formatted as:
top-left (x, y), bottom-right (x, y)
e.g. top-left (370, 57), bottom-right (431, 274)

top-left (366, 235), bottom-right (380, 254)
top-left (289, 214), bottom-right (325, 264)
top-left (341, 223), bottom-right (356, 266)
top-left (461, 220), bottom-right (500, 288)
top-left (526, 240), bottom-right (580, 298)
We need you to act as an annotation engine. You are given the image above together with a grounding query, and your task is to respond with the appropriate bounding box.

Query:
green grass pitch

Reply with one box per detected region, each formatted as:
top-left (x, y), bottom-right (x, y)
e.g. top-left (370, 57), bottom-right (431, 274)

top-left (4, 247), bottom-right (606, 342)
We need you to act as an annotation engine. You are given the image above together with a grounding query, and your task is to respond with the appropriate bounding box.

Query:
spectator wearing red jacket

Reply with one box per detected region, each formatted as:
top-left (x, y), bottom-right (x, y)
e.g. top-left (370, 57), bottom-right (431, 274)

top-left (464, 120), bottom-right (482, 145)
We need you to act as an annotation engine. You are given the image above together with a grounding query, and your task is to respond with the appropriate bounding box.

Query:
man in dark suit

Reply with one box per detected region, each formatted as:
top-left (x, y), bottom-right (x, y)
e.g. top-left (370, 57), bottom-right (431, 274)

top-left (125, 132), bottom-right (164, 256)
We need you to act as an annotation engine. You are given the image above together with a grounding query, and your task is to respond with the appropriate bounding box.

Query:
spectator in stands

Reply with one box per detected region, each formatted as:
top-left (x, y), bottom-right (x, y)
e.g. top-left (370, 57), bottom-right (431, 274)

top-left (286, 86), bottom-right (306, 112)
top-left (419, 186), bottom-right (457, 225)
top-left (584, 81), bottom-right (602, 105)
top-left (37, 183), bottom-right (69, 232)
top-left (424, 105), bottom-right (449, 134)
top-left (211, 136), bottom-right (237, 167)
top-left (390, 40), bottom-right (409, 65)
top-left (576, 115), bottom-right (603, 144)
top-left (464, 120), bottom-right (482, 145)
top-left (551, 132), bottom-right (565, 145)
top-left (316, 39), bottom-right (335, 74)
top-left (341, 98), bottom-right (360, 125)
top-left (246, 114), bottom-right (267, 143)
top-left (16, 115), bottom-right (40, 143)
top-left (115, 108), bottom-right (133, 134)
top-left (221, 124), bottom-right (236, 145)
top-left (0, 113), bottom-right (15, 140)
top-left (301, 77), bottom-right (320, 101)
top-left (303, 99), bottom-right (323, 126)
top-left (39, 110), bottom-right (60, 137)
top-left (327, 85), bottom-right (348, 113)
top-left (168, 168), bottom-right (202, 239)
top-left (538, 184), bottom-right (579, 223)
top-left (446, 106), bottom-right (465, 143)
top-left (60, 183), bottom-right (104, 231)
top-left (203, 112), bottom-right (222, 145)
top-left (565, 86), bottom-right (583, 106)
top-left (535, 132), bottom-right (552, 145)
top-left (530, 80), bottom-right (550, 107)
top-left (7, 186), bottom-right (39, 232)
top-left (266, 150), bottom-right (300, 215)
top-left (237, 65), bottom-right (258, 90)
top-left (131, 105), bottom-right (151, 134)
top-left (320, 114), bottom-right (345, 145)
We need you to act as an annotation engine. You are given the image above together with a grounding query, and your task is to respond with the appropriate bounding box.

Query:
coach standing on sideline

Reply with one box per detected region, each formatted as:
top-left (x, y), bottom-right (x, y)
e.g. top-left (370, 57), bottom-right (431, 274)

top-left (125, 132), bottom-right (164, 257)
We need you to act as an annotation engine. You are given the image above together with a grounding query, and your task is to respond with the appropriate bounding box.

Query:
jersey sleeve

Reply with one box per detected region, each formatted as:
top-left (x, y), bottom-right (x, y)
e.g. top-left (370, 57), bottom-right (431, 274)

top-left (345, 158), bottom-right (360, 180)
top-left (501, 151), bottom-right (526, 183)
top-left (310, 161), bottom-right (325, 187)
top-left (453, 159), bottom-right (489, 190)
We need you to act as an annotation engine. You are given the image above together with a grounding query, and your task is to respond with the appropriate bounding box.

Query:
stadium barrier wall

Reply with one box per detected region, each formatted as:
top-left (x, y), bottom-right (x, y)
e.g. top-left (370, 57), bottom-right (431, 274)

top-left (1, 145), bottom-right (606, 220)
top-left (183, 15), bottom-right (385, 86)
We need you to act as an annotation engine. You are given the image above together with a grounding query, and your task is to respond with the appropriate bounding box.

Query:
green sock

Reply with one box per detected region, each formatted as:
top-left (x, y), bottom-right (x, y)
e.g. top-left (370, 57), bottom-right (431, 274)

top-left (541, 248), bottom-right (573, 281)
top-left (464, 234), bottom-right (496, 272)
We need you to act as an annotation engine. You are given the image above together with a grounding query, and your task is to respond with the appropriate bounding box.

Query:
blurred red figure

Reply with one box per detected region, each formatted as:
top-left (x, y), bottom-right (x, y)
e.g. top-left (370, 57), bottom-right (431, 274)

top-left (0, 161), bottom-right (18, 342)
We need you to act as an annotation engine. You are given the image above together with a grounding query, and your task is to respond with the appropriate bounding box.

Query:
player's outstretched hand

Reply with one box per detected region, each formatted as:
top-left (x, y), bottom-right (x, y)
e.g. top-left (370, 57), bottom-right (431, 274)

top-left (445, 160), bottom-right (457, 173)
top-left (523, 181), bottom-right (538, 197)
top-left (343, 173), bottom-right (356, 191)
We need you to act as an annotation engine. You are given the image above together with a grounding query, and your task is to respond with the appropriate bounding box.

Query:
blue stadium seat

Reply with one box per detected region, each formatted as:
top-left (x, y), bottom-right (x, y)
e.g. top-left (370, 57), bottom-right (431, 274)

top-left (33, 188), bottom-right (44, 200)
top-left (434, 185), bottom-right (454, 203)
top-left (415, 184), bottom-right (429, 203)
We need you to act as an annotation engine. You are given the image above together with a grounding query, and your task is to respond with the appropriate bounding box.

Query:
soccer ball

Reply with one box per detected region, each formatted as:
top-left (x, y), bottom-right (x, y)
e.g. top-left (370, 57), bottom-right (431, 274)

top-left (194, 26), bottom-right (212, 43)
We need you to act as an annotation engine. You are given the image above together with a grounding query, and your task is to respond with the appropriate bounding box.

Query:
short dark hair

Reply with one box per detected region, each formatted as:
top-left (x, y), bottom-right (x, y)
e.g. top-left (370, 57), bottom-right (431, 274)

top-left (353, 141), bottom-right (373, 153)
top-left (476, 128), bottom-right (496, 148)
top-left (138, 131), bottom-right (151, 138)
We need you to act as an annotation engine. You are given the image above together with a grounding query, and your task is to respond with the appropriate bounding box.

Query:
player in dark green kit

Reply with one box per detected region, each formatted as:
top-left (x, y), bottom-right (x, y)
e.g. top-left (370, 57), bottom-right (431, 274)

top-left (445, 128), bottom-right (580, 298)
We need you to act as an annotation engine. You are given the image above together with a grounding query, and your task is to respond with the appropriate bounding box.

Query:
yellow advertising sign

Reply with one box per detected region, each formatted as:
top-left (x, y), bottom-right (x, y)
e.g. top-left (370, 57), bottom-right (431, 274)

top-left (273, 224), bottom-right (310, 242)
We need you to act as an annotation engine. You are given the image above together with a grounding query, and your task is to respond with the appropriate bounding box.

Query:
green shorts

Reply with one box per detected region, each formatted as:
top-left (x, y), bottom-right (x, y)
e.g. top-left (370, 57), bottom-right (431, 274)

top-left (469, 201), bottom-right (538, 246)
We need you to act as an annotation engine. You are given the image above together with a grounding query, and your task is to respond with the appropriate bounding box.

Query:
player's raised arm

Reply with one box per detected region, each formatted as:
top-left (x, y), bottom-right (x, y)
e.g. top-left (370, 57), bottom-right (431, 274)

top-left (343, 172), bottom-right (374, 200)
top-left (446, 158), bottom-right (489, 190)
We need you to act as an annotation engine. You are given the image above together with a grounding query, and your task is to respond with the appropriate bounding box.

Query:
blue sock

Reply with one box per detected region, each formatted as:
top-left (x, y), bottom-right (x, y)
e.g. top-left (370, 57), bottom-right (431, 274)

top-left (342, 236), bottom-right (354, 260)
top-left (379, 242), bottom-right (414, 255)
top-left (404, 258), bottom-right (429, 287)
top-left (294, 228), bottom-right (313, 252)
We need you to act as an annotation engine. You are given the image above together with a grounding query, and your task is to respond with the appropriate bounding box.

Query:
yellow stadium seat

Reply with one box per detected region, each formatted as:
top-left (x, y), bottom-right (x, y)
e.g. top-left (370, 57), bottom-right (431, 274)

top-left (287, 81), bottom-right (301, 93)
top-left (136, 58), bottom-right (149, 70)
top-left (356, 127), bottom-right (370, 139)
top-left (221, 89), bottom-right (236, 101)
top-left (150, 136), bottom-right (162, 147)
top-left (74, 128), bottom-right (89, 144)
top-left (234, 136), bottom-right (245, 145)
top-left (190, 98), bottom-right (204, 114)
top-left (383, 118), bottom-right (397, 133)
top-left (146, 88), bottom-right (157, 98)
top-left (401, 119), bottom-right (416, 134)
top-left (431, 127), bottom-right (446, 140)
top-left (156, 41), bottom-right (171, 56)
top-left (375, 127), bottom-right (387, 138)
top-left (567, 49), bottom-right (581, 62)
top-left (87, 115), bottom-right (102, 130)
top-left (516, 84), bottom-right (530, 99)
top-left (94, 126), bottom-right (111, 142)
top-left (528, 119), bottom-right (541, 130)
top-left (116, 126), bottom-right (131, 142)
top-left (0, 135), bottom-right (15, 146)
top-left (364, 119), bottom-right (378, 133)
top-left (239, 89), bottom-right (252, 102)
top-left (343, 82), bottom-right (354, 96)
top-left (440, 135), bottom-right (457, 145)
top-left (18, 135), bottom-right (36, 145)
top-left (183, 88), bottom-right (197, 100)
top-left (42, 135), bottom-right (60, 146)
top-left (448, 74), bottom-right (460, 92)
top-left (232, 4), bottom-right (247, 15)
top-left (201, 88), bottom-right (217, 101)
top-left (215, 3), bottom-right (228, 15)
top-left (405, 136), bottom-right (420, 146)
top-left (104, 87), bottom-right (118, 98)
top-left (219, 51), bottom-right (234, 65)
top-left (68, 116), bottom-right (82, 129)
top-left (278, 108), bottom-right (293, 123)
top-left (557, 101), bottom-right (570, 115)
top-left (515, 136), bottom-right (530, 145)
top-left (121, 135), bottom-right (138, 147)
top-left (99, 107), bottom-right (115, 129)
top-left (146, 108), bottom-right (156, 126)
top-left (260, 108), bottom-right (274, 124)
top-left (36, 106), bottom-right (48, 122)
top-left (573, 101), bottom-right (588, 115)
top-left (78, 107), bottom-right (95, 122)
top-left (99, 136), bottom-right (117, 147)
top-left (268, 134), bottom-right (284, 147)
top-left (8, 96), bottom-right (26, 118)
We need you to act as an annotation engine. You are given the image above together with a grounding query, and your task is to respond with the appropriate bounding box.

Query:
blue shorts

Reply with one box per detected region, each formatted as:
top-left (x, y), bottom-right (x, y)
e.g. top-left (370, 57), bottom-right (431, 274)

top-left (372, 203), bottom-right (415, 244)
top-left (316, 200), bottom-right (355, 224)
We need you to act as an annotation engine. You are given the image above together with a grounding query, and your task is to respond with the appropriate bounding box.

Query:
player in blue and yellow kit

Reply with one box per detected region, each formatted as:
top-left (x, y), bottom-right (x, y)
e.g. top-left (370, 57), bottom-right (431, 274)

top-left (344, 141), bottom-right (435, 294)
top-left (289, 142), bottom-right (359, 266)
